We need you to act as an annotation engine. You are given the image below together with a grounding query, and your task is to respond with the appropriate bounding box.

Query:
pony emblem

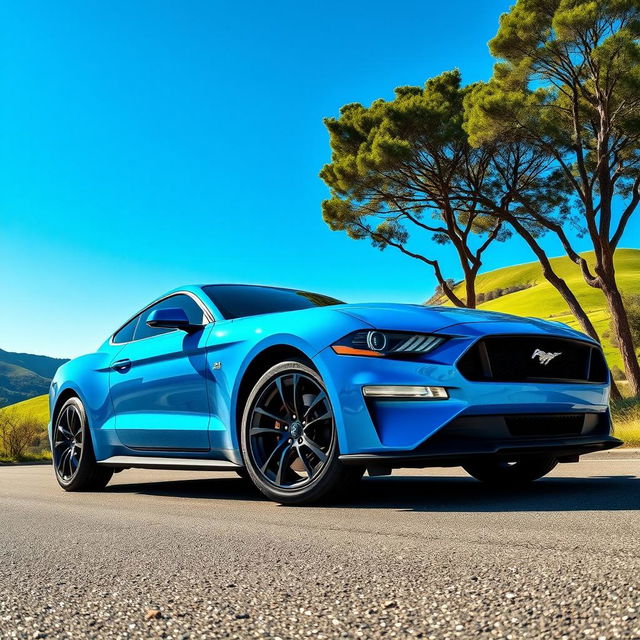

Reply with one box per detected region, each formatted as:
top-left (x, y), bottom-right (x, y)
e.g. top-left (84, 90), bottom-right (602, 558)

top-left (531, 349), bottom-right (562, 366)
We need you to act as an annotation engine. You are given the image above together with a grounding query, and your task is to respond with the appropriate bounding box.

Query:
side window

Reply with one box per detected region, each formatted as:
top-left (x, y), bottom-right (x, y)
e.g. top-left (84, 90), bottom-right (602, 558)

top-left (133, 294), bottom-right (208, 341)
top-left (112, 316), bottom-right (139, 344)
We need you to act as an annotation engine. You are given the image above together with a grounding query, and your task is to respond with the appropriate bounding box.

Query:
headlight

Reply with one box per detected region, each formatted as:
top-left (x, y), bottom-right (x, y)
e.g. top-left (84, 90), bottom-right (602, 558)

top-left (331, 330), bottom-right (445, 358)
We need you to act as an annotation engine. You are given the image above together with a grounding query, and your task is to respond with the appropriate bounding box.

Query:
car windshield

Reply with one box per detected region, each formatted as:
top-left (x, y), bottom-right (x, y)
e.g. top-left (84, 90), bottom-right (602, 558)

top-left (202, 285), bottom-right (344, 320)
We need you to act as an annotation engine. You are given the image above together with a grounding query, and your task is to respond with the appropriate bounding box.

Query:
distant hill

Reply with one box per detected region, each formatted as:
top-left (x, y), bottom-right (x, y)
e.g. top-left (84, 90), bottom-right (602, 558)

top-left (0, 348), bottom-right (68, 408)
top-left (430, 248), bottom-right (640, 371)
top-left (0, 348), bottom-right (67, 379)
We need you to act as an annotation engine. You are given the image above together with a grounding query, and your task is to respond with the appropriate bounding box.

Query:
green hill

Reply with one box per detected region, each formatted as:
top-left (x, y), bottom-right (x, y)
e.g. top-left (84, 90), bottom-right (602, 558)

top-left (445, 248), bottom-right (640, 372)
top-left (0, 394), bottom-right (50, 424)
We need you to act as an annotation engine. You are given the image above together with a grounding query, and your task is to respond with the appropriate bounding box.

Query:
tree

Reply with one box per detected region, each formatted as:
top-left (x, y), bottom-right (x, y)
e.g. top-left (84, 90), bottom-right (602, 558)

top-left (320, 70), bottom-right (508, 309)
top-left (452, 139), bottom-right (605, 344)
top-left (320, 69), bottom-right (604, 346)
top-left (465, 0), bottom-right (640, 395)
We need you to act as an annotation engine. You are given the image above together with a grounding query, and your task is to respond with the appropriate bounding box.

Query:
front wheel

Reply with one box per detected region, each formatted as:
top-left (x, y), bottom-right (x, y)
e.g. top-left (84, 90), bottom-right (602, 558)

top-left (240, 361), bottom-right (358, 504)
top-left (463, 456), bottom-right (558, 485)
top-left (53, 397), bottom-right (113, 491)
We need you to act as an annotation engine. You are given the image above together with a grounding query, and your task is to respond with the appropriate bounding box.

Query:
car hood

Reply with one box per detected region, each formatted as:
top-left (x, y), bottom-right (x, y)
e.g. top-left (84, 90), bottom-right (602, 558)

top-left (335, 303), bottom-right (591, 341)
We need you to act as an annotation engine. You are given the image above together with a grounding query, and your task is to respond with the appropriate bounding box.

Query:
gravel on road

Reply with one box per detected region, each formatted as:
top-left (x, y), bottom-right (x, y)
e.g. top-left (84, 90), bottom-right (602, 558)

top-left (1, 460), bottom-right (639, 639)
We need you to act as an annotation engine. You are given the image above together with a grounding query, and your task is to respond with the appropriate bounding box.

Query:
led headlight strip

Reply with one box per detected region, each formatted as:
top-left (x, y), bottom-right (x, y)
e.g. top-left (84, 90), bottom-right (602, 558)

top-left (332, 330), bottom-right (445, 358)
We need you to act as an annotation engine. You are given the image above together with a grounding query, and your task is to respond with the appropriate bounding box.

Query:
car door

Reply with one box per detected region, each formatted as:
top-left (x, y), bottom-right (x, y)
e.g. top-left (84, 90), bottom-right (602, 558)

top-left (109, 293), bottom-right (213, 451)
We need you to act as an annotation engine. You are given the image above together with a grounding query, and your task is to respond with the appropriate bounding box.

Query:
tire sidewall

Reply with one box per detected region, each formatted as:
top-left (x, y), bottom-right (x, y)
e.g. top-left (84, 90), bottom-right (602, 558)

top-left (53, 397), bottom-right (89, 489)
top-left (53, 396), bottom-right (111, 491)
top-left (240, 360), bottom-right (343, 504)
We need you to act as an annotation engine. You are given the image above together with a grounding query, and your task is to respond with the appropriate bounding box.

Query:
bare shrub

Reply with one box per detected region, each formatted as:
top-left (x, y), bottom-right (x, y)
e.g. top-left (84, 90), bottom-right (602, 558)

top-left (0, 411), bottom-right (43, 460)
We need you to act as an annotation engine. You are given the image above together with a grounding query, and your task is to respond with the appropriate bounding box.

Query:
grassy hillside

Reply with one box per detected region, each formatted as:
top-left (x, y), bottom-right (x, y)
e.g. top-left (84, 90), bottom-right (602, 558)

top-left (0, 394), bottom-right (50, 424)
top-left (448, 248), bottom-right (640, 372)
top-left (0, 394), bottom-right (50, 462)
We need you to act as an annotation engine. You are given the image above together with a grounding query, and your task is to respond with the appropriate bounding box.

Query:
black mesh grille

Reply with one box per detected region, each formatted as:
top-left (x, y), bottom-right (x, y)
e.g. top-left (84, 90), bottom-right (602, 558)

top-left (457, 336), bottom-right (608, 384)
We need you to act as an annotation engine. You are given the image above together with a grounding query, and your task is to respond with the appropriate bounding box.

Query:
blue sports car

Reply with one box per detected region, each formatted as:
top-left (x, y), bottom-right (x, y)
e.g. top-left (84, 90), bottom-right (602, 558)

top-left (49, 284), bottom-right (621, 504)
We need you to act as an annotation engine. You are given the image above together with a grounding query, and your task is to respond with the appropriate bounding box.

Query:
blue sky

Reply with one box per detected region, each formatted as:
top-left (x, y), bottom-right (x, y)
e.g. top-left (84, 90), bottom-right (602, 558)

top-left (1, 0), bottom-right (633, 358)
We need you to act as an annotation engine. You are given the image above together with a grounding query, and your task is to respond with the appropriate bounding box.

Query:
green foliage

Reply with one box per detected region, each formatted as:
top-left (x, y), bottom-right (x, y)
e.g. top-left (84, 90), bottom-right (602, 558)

top-left (0, 362), bottom-right (50, 407)
top-left (465, 0), bottom-right (640, 205)
top-left (321, 69), bottom-right (472, 245)
top-left (320, 70), bottom-right (514, 307)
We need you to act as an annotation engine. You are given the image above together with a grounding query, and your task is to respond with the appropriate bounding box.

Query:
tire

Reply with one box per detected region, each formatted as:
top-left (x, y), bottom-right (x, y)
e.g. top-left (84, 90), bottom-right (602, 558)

top-left (463, 456), bottom-right (558, 486)
top-left (52, 397), bottom-right (113, 491)
top-left (240, 360), bottom-right (357, 505)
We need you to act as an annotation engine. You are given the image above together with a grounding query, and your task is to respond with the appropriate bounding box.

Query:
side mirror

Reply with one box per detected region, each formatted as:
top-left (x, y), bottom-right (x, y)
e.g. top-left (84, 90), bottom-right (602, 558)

top-left (147, 308), bottom-right (201, 333)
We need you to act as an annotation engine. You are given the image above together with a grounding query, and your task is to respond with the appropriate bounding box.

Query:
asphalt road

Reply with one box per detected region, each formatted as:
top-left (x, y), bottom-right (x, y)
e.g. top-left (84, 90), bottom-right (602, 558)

top-left (1, 458), bottom-right (640, 639)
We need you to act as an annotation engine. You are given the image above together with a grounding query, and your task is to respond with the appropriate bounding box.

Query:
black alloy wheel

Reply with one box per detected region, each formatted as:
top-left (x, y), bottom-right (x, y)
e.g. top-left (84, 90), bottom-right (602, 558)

top-left (241, 361), bottom-right (363, 504)
top-left (53, 402), bottom-right (84, 482)
top-left (53, 397), bottom-right (113, 491)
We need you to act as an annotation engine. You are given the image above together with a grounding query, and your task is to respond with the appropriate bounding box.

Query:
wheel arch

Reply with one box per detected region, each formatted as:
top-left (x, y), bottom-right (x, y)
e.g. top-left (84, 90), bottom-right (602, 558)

top-left (51, 387), bottom-right (83, 428)
top-left (50, 385), bottom-right (99, 452)
top-left (233, 344), bottom-right (316, 447)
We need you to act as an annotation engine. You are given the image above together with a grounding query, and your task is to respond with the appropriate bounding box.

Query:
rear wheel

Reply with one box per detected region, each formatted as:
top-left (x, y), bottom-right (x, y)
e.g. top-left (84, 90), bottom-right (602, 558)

top-left (53, 397), bottom-right (113, 491)
top-left (463, 456), bottom-right (558, 485)
top-left (240, 361), bottom-right (359, 504)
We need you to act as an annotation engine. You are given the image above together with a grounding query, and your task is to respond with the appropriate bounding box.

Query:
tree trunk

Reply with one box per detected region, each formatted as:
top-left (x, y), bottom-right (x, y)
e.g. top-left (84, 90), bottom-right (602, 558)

top-left (465, 272), bottom-right (477, 309)
top-left (601, 279), bottom-right (640, 397)
top-left (507, 219), bottom-right (599, 340)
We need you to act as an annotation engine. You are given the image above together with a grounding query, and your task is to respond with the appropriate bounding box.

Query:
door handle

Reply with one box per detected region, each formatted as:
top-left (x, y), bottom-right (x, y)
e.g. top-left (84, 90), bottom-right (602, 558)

top-left (111, 358), bottom-right (132, 373)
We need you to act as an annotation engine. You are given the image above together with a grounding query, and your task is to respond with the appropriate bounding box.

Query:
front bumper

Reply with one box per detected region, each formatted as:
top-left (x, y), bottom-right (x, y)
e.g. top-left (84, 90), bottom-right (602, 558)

top-left (312, 337), bottom-right (615, 458)
top-left (339, 412), bottom-right (621, 467)
top-left (339, 437), bottom-right (622, 468)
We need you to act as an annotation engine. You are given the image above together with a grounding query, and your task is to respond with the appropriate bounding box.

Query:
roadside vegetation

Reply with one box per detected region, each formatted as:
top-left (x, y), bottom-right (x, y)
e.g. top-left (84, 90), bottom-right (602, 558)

top-left (610, 399), bottom-right (640, 447)
top-left (0, 397), bottom-right (50, 463)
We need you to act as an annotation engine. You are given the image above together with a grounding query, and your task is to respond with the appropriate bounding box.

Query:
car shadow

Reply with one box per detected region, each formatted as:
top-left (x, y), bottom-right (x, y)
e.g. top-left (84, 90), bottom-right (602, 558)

top-left (104, 472), bottom-right (640, 512)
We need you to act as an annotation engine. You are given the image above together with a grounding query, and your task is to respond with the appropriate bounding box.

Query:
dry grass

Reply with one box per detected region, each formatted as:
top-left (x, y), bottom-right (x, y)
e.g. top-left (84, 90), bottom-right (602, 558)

top-left (611, 398), bottom-right (640, 446)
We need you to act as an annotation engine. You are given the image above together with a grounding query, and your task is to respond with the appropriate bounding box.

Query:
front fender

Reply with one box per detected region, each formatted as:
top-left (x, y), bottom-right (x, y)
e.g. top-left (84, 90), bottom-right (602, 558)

top-left (48, 350), bottom-right (121, 461)
top-left (215, 310), bottom-right (368, 455)
top-left (221, 334), bottom-right (337, 455)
